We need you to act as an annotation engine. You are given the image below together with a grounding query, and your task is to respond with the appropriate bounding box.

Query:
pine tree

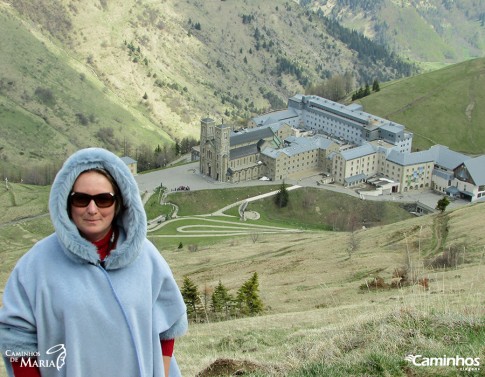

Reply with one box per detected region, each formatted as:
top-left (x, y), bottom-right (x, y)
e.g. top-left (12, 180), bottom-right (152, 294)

top-left (236, 272), bottom-right (263, 316)
top-left (372, 79), bottom-right (380, 92)
top-left (274, 182), bottom-right (289, 208)
top-left (211, 280), bottom-right (234, 320)
top-left (181, 276), bottom-right (201, 321)
top-left (174, 140), bottom-right (181, 156)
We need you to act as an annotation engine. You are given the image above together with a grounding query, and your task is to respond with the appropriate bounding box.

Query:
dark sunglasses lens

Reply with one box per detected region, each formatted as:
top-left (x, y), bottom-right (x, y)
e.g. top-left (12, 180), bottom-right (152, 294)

top-left (71, 193), bottom-right (115, 208)
top-left (71, 193), bottom-right (91, 207)
top-left (94, 194), bottom-right (116, 208)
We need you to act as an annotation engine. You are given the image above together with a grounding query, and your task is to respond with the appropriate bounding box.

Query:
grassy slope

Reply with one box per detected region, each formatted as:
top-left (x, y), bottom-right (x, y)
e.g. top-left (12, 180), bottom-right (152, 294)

top-left (64, 0), bottom-right (354, 133)
top-left (167, 204), bottom-right (485, 376)
top-left (0, 6), bottom-right (172, 171)
top-left (357, 58), bottom-right (485, 154)
top-left (1, 183), bottom-right (483, 376)
top-left (379, 3), bottom-right (455, 63)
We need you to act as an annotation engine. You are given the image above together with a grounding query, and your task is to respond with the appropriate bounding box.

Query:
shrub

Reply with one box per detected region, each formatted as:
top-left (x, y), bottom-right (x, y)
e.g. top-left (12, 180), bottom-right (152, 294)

top-left (34, 87), bottom-right (55, 105)
top-left (426, 244), bottom-right (464, 269)
top-left (75, 112), bottom-right (89, 126)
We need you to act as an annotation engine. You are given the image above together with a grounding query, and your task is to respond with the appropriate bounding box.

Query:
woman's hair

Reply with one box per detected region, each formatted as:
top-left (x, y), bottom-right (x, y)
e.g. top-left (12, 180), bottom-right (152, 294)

top-left (68, 168), bottom-right (124, 217)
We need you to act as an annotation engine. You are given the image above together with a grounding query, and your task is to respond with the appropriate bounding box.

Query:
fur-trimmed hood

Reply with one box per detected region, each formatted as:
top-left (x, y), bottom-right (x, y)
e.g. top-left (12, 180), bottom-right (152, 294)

top-left (49, 147), bottom-right (147, 269)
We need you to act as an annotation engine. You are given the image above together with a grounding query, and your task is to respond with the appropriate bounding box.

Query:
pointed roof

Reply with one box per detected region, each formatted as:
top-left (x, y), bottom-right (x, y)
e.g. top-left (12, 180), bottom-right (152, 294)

top-left (463, 155), bottom-right (485, 186)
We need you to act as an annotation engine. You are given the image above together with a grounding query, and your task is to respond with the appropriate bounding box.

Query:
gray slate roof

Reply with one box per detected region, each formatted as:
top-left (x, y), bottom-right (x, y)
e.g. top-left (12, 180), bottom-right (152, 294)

top-left (386, 149), bottom-right (434, 166)
top-left (252, 109), bottom-right (299, 126)
top-left (429, 145), bottom-right (470, 170)
top-left (230, 127), bottom-right (274, 147)
top-left (121, 156), bottom-right (137, 164)
top-left (230, 144), bottom-right (259, 160)
top-left (261, 135), bottom-right (335, 159)
top-left (345, 173), bottom-right (367, 184)
top-left (340, 144), bottom-right (376, 160)
top-left (463, 155), bottom-right (485, 185)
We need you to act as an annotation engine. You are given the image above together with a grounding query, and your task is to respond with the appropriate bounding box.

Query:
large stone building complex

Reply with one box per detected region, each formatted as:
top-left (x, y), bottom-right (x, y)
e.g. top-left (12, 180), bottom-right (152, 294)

top-left (200, 94), bottom-right (485, 202)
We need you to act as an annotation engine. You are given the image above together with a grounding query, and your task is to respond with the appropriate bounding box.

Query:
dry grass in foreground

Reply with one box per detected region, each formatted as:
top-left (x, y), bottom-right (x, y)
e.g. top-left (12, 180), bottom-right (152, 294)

top-left (164, 204), bottom-right (485, 376)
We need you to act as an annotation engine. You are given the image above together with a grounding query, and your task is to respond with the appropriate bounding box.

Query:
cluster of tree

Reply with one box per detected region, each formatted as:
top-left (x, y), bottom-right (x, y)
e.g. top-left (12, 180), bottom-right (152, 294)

top-left (187, 18), bottom-right (201, 30)
top-left (1, 161), bottom-right (62, 186)
top-left (2, 135), bottom-right (198, 185)
top-left (96, 127), bottom-right (122, 152)
top-left (305, 72), bottom-right (354, 102)
top-left (181, 272), bottom-right (263, 323)
top-left (9, 0), bottom-right (73, 43)
top-left (251, 26), bottom-right (275, 53)
top-left (314, 10), bottom-right (417, 79)
top-left (34, 87), bottom-right (55, 106)
top-left (274, 56), bottom-right (309, 87)
top-left (124, 40), bottom-right (148, 65)
top-left (135, 137), bottom-right (198, 172)
top-left (480, 12), bottom-right (485, 27)
top-left (260, 89), bottom-right (286, 110)
top-left (241, 14), bottom-right (255, 24)
top-left (436, 196), bottom-right (450, 212)
top-left (75, 112), bottom-right (97, 126)
top-left (351, 79), bottom-right (380, 100)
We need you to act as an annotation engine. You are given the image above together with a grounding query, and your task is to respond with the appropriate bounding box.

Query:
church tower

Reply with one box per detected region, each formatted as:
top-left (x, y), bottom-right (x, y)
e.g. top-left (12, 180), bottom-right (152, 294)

top-left (214, 123), bottom-right (231, 181)
top-left (199, 118), bottom-right (231, 181)
top-left (200, 118), bottom-right (215, 178)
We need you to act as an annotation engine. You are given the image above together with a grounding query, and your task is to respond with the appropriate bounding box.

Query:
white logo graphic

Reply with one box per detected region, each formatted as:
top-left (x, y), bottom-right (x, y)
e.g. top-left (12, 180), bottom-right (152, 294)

top-left (405, 354), bottom-right (480, 372)
top-left (7, 344), bottom-right (67, 369)
top-left (404, 354), bottom-right (419, 364)
top-left (46, 344), bottom-right (67, 370)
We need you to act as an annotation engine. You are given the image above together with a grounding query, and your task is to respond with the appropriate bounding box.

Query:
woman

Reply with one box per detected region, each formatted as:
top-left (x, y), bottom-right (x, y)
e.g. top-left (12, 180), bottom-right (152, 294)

top-left (0, 148), bottom-right (187, 376)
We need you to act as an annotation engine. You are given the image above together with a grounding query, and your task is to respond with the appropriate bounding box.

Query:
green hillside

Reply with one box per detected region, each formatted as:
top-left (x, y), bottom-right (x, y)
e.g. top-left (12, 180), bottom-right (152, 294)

top-left (0, 8), bottom-right (172, 181)
top-left (356, 58), bottom-right (485, 154)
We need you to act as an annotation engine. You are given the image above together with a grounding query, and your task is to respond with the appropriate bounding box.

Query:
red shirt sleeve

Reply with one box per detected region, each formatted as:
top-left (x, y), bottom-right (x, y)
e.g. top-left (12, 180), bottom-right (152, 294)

top-left (11, 359), bottom-right (41, 377)
top-left (161, 338), bottom-right (175, 357)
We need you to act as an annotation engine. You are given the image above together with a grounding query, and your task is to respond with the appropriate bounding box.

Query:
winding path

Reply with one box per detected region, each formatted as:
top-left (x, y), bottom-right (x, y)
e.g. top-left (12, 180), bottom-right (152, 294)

top-left (147, 186), bottom-right (304, 238)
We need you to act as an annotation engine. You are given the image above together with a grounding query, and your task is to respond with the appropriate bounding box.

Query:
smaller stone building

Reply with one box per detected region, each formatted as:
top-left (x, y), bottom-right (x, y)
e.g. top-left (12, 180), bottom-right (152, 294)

top-left (121, 156), bottom-right (137, 175)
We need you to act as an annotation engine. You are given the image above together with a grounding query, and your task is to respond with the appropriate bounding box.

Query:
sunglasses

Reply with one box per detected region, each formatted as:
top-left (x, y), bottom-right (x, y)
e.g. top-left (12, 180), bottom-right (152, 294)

top-left (70, 192), bottom-right (116, 208)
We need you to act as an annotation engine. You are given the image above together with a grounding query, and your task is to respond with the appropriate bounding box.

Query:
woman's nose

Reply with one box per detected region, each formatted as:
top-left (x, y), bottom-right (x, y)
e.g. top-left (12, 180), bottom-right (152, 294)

top-left (86, 200), bottom-right (98, 213)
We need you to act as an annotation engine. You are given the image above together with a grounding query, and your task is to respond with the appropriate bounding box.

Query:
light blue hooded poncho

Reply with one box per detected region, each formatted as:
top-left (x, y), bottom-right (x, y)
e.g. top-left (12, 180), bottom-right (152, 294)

top-left (0, 148), bottom-right (187, 376)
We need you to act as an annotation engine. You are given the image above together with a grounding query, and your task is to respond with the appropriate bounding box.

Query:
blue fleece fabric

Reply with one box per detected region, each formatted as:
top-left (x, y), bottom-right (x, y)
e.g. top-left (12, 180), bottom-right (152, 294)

top-left (0, 148), bottom-right (187, 376)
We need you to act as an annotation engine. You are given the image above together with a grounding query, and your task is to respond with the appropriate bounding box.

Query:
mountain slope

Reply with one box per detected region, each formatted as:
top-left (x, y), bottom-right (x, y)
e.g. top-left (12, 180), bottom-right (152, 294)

top-left (2, 0), bottom-right (485, 180)
top-left (0, 6), bottom-right (172, 182)
top-left (356, 57), bottom-right (485, 154)
top-left (0, 0), bottom-right (414, 177)
top-left (310, 0), bottom-right (485, 67)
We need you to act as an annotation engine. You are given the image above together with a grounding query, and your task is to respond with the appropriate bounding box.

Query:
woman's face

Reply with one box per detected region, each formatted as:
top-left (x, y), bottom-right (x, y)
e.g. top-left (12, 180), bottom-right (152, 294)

top-left (70, 171), bottom-right (116, 242)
